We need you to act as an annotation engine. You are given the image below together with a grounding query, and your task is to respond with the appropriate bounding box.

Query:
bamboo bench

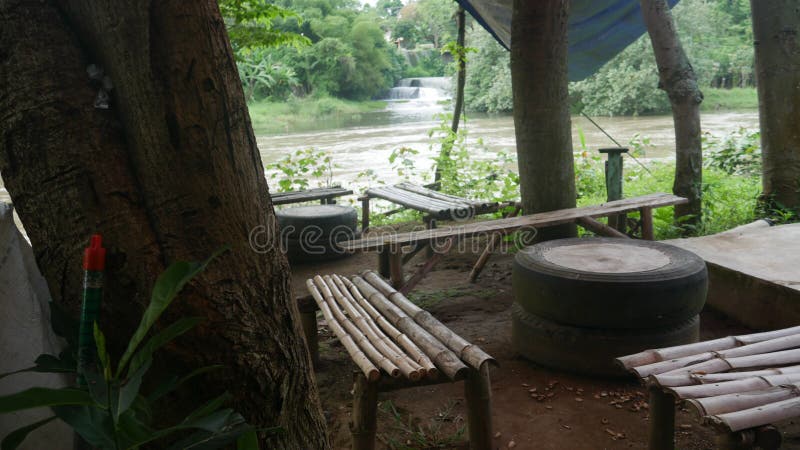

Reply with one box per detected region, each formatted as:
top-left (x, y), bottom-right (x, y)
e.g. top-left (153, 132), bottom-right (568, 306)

top-left (616, 326), bottom-right (800, 450)
top-left (342, 192), bottom-right (687, 292)
top-left (270, 186), bottom-right (353, 206)
top-left (359, 182), bottom-right (505, 231)
top-left (303, 271), bottom-right (496, 450)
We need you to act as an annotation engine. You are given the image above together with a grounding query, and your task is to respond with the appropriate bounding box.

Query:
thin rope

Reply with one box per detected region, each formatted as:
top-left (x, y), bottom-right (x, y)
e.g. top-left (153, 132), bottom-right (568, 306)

top-left (580, 112), bottom-right (654, 177)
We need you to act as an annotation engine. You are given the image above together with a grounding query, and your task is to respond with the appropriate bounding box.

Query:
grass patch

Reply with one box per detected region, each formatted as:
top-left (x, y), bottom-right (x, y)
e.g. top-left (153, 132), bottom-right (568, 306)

top-left (247, 96), bottom-right (386, 135)
top-left (701, 88), bottom-right (758, 111)
top-left (576, 160), bottom-right (762, 239)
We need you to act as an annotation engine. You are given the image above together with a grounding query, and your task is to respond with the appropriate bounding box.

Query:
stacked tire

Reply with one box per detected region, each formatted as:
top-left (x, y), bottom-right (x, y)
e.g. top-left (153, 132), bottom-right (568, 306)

top-left (511, 238), bottom-right (707, 376)
top-left (276, 205), bottom-right (359, 264)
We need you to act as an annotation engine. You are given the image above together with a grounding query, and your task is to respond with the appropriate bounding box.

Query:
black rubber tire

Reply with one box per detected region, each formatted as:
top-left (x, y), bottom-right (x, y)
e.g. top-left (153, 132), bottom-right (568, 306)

top-left (276, 205), bottom-right (358, 238)
top-left (513, 237), bottom-right (707, 329)
top-left (511, 303), bottom-right (700, 377)
top-left (282, 231), bottom-right (360, 264)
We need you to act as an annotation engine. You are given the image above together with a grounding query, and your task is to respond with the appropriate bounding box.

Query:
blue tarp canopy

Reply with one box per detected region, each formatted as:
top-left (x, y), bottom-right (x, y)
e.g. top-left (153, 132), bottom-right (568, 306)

top-left (456, 0), bottom-right (680, 81)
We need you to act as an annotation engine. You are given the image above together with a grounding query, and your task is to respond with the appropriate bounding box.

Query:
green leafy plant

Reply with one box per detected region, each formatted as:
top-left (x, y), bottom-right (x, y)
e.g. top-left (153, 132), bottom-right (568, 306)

top-left (266, 147), bottom-right (337, 192)
top-left (0, 253), bottom-right (275, 450)
top-left (703, 128), bottom-right (761, 176)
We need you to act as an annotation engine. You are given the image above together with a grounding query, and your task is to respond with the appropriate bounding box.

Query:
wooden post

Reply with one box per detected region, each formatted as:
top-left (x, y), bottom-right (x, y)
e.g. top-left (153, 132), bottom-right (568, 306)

top-left (600, 147), bottom-right (628, 233)
top-left (378, 246), bottom-right (390, 278)
top-left (465, 363), bottom-right (492, 450)
top-left (640, 207), bottom-right (654, 240)
top-left (360, 195), bottom-right (370, 232)
top-left (351, 373), bottom-right (379, 450)
top-left (648, 386), bottom-right (675, 450)
top-left (424, 216), bottom-right (437, 258)
top-left (389, 249), bottom-right (404, 289)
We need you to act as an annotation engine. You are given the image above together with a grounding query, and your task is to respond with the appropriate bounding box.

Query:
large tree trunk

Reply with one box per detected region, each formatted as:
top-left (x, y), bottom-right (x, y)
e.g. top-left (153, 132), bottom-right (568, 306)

top-left (510, 0), bottom-right (577, 241)
top-left (641, 0), bottom-right (704, 227)
top-left (750, 0), bottom-right (800, 215)
top-left (0, 1), bottom-right (329, 448)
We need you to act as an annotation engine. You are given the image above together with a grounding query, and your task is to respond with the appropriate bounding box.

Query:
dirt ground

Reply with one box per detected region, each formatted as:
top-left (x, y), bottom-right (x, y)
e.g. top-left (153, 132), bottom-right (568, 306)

top-left (289, 231), bottom-right (800, 450)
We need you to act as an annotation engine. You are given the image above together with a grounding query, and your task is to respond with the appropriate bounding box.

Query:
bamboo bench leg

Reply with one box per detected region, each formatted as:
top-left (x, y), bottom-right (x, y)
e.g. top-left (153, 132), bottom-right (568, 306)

top-left (389, 248), bottom-right (404, 289)
top-left (640, 207), bottom-right (654, 240)
top-left (351, 373), bottom-right (379, 450)
top-left (648, 387), bottom-right (675, 450)
top-left (378, 247), bottom-right (390, 278)
top-left (465, 363), bottom-right (492, 450)
top-left (360, 195), bottom-right (371, 232)
top-left (469, 233), bottom-right (500, 283)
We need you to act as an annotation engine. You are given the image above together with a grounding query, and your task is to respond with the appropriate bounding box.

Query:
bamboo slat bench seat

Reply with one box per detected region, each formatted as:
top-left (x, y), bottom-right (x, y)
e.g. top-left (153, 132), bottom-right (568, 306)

top-left (342, 192), bottom-right (688, 292)
top-left (359, 182), bottom-right (505, 231)
top-left (303, 271), bottom-right (496, 450)
top-left (270, 186), bottom-right (353, 206)
top-left (616, 326), bottom-right (800, 450)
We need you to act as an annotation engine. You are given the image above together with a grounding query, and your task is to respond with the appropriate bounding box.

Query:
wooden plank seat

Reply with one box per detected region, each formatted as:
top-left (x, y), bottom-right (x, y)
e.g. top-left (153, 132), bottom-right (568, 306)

top-left (359, 182), bottom-right (504, 231)
top-left (342, 193), bottom-right (688, 291)
top-left (303, 271), bottom-right (496, 450)
top-left (270, 186), bottom-right (352, 206)
top-left (616, 326), bottom-right (800, 450)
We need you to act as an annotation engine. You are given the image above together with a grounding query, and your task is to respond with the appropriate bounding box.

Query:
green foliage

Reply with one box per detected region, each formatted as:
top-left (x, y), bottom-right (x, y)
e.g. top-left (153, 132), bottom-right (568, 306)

top-left (220, 0), bottom-right (310, 51)
top-left (462, 26), bottom-right (512, 113)
top-left (703, 127), bottom-right (761, 176)
top-left (266, 148), bottom-right (337, 191)
top-left (238, 49), bottom-right (301, 101)
top-left (464, 0), bottom-right (756, 115)
top-left (431, 114), bottom-right (519, 204)
top-left (0, 253), bottom-right (273, 450)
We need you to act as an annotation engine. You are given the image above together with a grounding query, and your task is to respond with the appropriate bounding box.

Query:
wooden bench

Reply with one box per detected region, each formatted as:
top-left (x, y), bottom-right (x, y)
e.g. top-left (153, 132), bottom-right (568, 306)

top-left (342, 193), bottom-right (688, 292)
top-left (359, 182), bottom-right (506, 231)
top-left (303, 271), bottom-right (495, 450)
top-left (617, 326), bottom-right (800, 449)
top-left (270, 186), bottom-right (353, 206)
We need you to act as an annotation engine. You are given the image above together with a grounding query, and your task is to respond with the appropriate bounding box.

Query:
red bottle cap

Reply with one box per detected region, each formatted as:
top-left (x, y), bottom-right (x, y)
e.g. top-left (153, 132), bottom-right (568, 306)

top-left (83, 234), bottom-right (106, 271)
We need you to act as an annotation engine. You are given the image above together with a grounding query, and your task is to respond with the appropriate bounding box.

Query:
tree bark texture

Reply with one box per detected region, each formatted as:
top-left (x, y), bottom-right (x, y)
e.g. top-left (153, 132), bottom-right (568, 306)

top-left (641, 0), bottom-right (704, 227)
top-left (510, 0), bottom-right (577, 241)
top-left (750, 0), bottom-right (800, 214)
top-left (0, 1), bottom-right (330, 448)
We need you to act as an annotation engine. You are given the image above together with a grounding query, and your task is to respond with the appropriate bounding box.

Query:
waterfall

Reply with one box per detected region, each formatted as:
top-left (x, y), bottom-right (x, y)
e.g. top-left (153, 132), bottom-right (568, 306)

top-left (384, 77), bottom-right (452, 116)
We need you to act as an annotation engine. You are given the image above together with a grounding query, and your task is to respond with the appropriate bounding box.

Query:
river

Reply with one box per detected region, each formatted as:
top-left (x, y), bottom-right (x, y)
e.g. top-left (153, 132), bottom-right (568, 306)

top-left (0, 93), bottom-right (760, 207)
top-left (257, 104), bottom-right (760, 187)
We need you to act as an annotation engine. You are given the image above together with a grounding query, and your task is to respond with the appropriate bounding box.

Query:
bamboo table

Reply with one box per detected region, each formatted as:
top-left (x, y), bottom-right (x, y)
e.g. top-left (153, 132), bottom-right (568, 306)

top-left (302, 271), bottom-right (496, 450)
top-left (270, 186), bottom-right (352, 205)
top-left (617, 326), bottom-right (800, 449)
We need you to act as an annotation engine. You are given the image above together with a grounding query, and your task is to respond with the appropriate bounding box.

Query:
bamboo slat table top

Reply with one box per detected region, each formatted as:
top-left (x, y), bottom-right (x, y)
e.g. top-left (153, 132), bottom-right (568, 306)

top-left (271, 186), bottom-right (352, 205)
top-left (618, 325), bottom-right (800, 433)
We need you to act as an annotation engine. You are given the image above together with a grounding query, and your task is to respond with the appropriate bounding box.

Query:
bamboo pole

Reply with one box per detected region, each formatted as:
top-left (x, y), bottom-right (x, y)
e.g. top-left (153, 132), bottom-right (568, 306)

top-left (362, 271), bottom-right (496, 371)
top-left (339, 276), bottom-right (438, 378)
top-left (707, 395), bottom-right (800, 432)
top-left (325, 275), bottom-right (423, 381)
top-left (306, 279), bottom-right (379, 381)
top-left (575, 216), bottom-right (630, 238)
top-left (312, 276), bottom-right (401, 378)
top-left (658, 348), bottom-right (800, 379)
top-left (694, 365), bottom-right (800, 383)
top-left (617, 326), bottom-right (800, 370)
top-left (688, 384), bottom-right (800, 417)
top-left (351, 275), bottom-right (468, 380)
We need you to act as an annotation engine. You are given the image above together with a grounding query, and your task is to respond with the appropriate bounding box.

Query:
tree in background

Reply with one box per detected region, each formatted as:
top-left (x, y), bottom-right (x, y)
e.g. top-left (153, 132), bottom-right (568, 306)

top-left (0, 0), bottom-right (329, 448)
top-left (750, 0), bottom-right (800, 215)
top-left (642, 0), bottom-right (704, 227)
top-left (511, 0), bottom-right (577, 240)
